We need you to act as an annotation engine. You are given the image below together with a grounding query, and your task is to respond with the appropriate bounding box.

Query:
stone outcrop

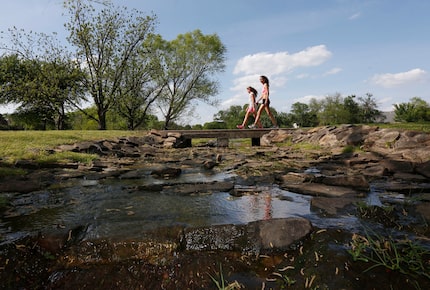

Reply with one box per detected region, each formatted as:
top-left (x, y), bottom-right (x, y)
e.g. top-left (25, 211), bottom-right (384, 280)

top-left (182, 217), bottom-right (312, 254)
top-left (3, 125), bottom-right (429, 198)
top-left (2, 125), bottom-right (430, 289)
top-left (2, 125), bottom-right (430, 242)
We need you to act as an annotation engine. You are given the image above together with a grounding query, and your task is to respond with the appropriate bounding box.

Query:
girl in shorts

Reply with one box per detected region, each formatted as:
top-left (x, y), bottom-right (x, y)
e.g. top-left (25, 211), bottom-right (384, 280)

top-left (237, 86), bottom-right (261, 129)
top-left (249, 75), bottom-right (278, 128)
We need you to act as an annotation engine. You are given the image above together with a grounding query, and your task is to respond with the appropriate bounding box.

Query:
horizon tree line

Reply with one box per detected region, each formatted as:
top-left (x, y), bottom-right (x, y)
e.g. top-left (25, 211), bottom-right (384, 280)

top-left (0, 1), bottom-right (428, 130)
top-left (0, 0), bottom-right (225, 130)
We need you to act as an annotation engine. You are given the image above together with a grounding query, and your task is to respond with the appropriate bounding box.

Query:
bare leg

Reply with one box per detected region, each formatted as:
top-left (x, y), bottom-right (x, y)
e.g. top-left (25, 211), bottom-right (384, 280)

top-left (265, 106), bottom-right (277, 127)
top-left (253, 113), bottom-right (263, 128)
top-left (253, 105), bottom-right (265, 126)
top-left (241, 111), bottom-right (251, 126)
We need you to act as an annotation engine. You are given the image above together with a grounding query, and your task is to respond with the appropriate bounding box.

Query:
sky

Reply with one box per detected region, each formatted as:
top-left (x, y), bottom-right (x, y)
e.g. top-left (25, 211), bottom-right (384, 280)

top-left (0, 0), bottom-right (429, 125)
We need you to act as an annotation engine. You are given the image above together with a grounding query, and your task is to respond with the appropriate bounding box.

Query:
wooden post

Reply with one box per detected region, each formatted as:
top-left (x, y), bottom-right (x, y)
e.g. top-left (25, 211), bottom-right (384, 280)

top-left (251, 137), bottom-right (260, 146)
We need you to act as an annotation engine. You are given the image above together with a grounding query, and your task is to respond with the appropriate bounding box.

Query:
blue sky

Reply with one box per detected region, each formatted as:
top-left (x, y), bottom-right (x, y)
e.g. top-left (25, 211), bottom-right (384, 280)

top-left (1, 0), bottom-right (429, 125)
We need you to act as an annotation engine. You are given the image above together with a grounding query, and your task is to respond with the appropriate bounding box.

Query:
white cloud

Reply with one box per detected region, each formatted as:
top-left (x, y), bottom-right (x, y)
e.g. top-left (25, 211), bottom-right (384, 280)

top-left (349, 12), bottom-right (361, 20)
top-left (296, 73), bottom-right (310, 79)
top-left (371, 68), bottom-right (427, 88)
top-left (223, 45), bottom-right (333, 109)
top-left (294, 94), bottom-right (326, 104)
top-left (323, 67), bottom-right (342, 76)
top-left (233, 45), bottom-right (332, 76)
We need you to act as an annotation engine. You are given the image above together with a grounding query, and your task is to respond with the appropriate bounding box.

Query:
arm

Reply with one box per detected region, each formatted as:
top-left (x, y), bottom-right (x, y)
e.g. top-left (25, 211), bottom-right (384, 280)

top-left (255, 92), bottom-right (263, 104)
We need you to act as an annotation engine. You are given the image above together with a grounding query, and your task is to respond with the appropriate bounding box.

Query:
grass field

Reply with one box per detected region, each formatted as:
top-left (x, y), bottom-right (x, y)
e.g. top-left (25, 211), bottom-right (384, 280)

top-left (375, 122), bottom-right (430, 132)
top-left (1, 123), bottom-right (429, 167)
top-left (0, 130), bottom-right (145, 166)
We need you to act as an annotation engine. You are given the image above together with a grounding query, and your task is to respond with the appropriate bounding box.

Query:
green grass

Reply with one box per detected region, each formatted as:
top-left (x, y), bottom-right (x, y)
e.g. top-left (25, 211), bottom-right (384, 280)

top-left (374, 122), bottom-right (430, 133)
top-left (342, 145), bottom-right (364, 154)
top-left (0, 130), bottom-right (144, 165)
top-left (0, 166), bottom-right (26, 176)
top-left (348, 230), bottom-right (430, 279)
top-left (209, 263), bottom-right (243, 290)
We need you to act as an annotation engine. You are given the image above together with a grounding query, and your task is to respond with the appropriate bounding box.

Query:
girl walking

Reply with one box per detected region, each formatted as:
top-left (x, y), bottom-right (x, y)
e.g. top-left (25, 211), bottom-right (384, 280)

top-left (249, 75), bottom-right (278, 128)
top-left (237, 86), bottom-right (261, 129)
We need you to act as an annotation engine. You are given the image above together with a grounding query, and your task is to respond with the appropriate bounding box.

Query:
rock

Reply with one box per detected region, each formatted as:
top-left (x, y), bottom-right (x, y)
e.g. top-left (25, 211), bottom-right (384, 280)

top-left (281, 183), bottom-right (363, 197)
top-left (162, 181), bottom-right (234, 195)
top-left (361, 164), bottom-right (389, 177)
top-left (119, 169), bottom-right (145, 179)
top-left (0, 179), bottom-right (41, 193)
top-left (380, 159), bottom-right (414, 174)
top-left (260, 130), bottom-right (291, 145)
top-left (202, 160), bottom-right (217, 169)
top-left (311, 196), bottom-right (361, 215)
top-left (320, 175), bottom-right (369, 191)
top-left (14, 160), bottom-right (40, 169)
top-left (167, 132), bottom-right (182, 138)
top-left (416, 160), bottom-right (430, 178)
top-left (416, 203), bottom-right (430, 221)
top-left (251, 218), bottom-right (312, 250)
top-left (279, 172), bottom-right (316, 184)
top-left (182, 217), bottom-right (312, 254)
top-left (151, 167), bottom-right (182, 178)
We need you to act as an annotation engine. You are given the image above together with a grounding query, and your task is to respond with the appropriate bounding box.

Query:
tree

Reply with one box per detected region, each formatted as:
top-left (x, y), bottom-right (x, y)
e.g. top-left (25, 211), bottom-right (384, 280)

top-left (394, 97), bottom-right (430, 122)
top-left (150, 30), bottom-right (226, 129)
top-left (0, 113), bottom-right (9, 129)
top-left (113, 51), bottom-right (164, 130)
top-left (276, 111), bottom-right (292, 128)
top-left (0, 25), bottom-right (87, 130)
top-left (343, 95), bottom-right (361, 124)
top-left (0, 53), bottom-right (85, 130)
top-left (357, 93), bottom-right (383, 123)
top-left (64, 0), bottom-right (157, 129)
top-left (289, 102), bottom-right (318, 127)
top-left (213, 105), bottom-right (244, 129)
top-left (318, 93), bottom-right (349, 125)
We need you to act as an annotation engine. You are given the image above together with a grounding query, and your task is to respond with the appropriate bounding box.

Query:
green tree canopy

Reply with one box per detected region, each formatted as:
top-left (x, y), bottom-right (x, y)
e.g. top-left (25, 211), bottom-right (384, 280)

top-left (394, 97), bottom-right (430, 122)
top-left (0, 54), bottom-right (85, 129)
top-left (150, 30), bottom-right (227, 129)
top-left (64, 0), bottom-right (157, 130)
top-left (358, 93), bottom-right (384, 123)
top-left (289, 102), bottom-right (318, 127)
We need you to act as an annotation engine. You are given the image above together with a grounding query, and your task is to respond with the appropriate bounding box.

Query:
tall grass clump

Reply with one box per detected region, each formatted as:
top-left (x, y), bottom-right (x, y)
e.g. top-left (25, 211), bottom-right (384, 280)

top-left (348, 230), bottom-right (430, 279)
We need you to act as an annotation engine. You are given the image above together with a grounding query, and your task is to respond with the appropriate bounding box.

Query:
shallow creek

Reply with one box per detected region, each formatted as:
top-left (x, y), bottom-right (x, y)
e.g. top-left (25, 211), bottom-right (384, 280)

top-left (1, 167), bottom-right (385, 244)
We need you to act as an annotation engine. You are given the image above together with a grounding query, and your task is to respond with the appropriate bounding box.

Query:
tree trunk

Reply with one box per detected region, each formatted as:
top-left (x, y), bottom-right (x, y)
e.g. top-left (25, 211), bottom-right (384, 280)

top-left (98, 110), bottom-right (107, 130)
top-left (163, 117), bottom-right (171, 130)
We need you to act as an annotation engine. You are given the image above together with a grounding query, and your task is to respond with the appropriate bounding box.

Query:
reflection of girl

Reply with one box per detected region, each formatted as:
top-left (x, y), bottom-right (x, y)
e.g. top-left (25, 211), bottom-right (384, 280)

top-left (264, 193), bottom-right (272, 220)
top-left (237, 86), bottom-right (261, 129)
top-left (249, 75), bottom-right (278, 128)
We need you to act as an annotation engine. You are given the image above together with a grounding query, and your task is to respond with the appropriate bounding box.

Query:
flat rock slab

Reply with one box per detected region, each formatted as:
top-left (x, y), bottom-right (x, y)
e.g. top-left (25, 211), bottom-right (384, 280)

top-left (311, 196), bottom-right (361, 215)
top-left (0, 179), bottom-right (41, 194)
top-left (281, 183), bottom-right (363, 197)
top-left (183, 217), bottom-right (312, 254)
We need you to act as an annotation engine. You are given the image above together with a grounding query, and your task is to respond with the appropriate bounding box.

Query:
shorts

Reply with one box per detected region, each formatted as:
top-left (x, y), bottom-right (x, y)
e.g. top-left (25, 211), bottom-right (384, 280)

top-left (262, 99), bottom-right (270, 106)
top-left (247, 106), bottom-right (255, 113)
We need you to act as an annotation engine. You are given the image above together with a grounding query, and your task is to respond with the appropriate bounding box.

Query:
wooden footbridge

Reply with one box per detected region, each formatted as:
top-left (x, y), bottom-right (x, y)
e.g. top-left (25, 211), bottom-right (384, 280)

top-left (164, 128), bottom-right (295, 147)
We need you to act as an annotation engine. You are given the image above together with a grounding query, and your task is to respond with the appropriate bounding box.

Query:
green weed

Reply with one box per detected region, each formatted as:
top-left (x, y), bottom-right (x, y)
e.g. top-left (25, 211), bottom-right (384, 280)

top-left (209, 263), bottom-right (243, 290)
top-left (0, 166), bottom-right (26, 178)
top-left (348, 230), bottom-right (430, 279)
top-left (342, 145), bottom-right (363, 154)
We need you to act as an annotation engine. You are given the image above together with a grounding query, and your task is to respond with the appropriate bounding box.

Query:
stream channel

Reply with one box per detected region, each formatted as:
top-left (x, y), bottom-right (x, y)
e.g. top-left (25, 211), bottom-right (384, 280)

top-left (2, 166), bottom-right (386, 244)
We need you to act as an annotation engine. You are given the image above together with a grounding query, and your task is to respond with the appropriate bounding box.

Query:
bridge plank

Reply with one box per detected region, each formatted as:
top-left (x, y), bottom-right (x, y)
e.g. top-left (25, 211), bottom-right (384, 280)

top-left (164, 128), bottom-right (284, 139)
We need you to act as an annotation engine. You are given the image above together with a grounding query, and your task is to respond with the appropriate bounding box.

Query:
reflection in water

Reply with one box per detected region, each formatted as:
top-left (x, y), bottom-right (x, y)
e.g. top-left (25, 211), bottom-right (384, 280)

top-left (0, 173), bottom-right (363, 243)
